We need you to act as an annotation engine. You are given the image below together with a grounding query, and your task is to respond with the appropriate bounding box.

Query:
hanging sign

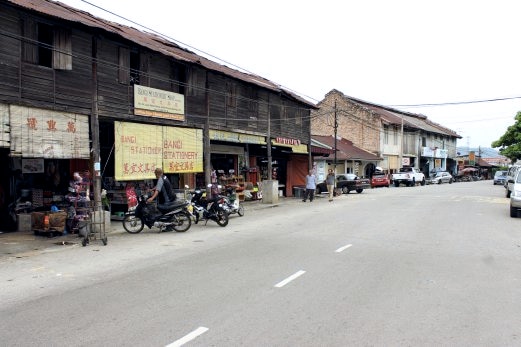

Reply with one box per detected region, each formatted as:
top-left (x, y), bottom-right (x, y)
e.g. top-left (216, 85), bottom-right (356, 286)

top-left (10, 105), bottom-right (90, 158)
top-left (134, 85), bottom-right (185, 121)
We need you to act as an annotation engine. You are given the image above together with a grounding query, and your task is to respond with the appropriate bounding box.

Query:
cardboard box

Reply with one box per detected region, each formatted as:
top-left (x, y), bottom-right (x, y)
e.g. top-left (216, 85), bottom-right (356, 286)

top-left (17, 213), bottom-right (32, 231)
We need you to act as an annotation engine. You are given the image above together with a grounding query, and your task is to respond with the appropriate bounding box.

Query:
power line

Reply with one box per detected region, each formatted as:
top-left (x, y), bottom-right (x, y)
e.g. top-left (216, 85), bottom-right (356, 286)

top-left (389, 96), bottom-right (521, 108)
top-left (74, 1), bottom-right (521, 114)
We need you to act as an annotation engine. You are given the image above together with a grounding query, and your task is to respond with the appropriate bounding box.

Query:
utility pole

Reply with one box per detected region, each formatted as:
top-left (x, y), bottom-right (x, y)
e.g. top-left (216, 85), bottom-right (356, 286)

top-left (399, 114), bottom-right (404, 168)
top-left (90, 36), bottom-right (101, 209)
top-left (334, 100), bottom-right (338, 173)
top-left (204, 72), bottom-right (211, 194)
top-left (267, 95), bottom-right (272, 179)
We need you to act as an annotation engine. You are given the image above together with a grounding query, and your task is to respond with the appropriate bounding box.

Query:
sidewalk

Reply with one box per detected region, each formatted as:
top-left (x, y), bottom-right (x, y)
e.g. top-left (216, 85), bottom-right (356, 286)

top-left (0, 196), bottom-right (311, 260)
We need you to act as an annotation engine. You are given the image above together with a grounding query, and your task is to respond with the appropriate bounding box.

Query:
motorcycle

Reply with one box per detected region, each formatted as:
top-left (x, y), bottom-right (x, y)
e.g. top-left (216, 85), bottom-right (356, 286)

top-left (190, 187), bottom-right (229, 227)
top-left (223, 187), bottom-right (244, 217)
top-left (122, 194), bottom-right (192, 233)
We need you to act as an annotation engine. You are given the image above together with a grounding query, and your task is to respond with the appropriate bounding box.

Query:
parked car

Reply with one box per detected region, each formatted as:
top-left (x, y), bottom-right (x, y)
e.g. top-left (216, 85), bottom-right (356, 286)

top-left (493, 170), bottom-right (508, 185)
top-left (371, 172), bottom-right (390, 188)
top-left (510, 169), bottom-right (521, 217)
top-left (391, 167), bottom-right (426, 187)
top-left (505, 165), bottom-right (521, 198)
top-left (427, 171), bottom-right (453, 185)
top-left (316, 173), bottom-right (371, 194)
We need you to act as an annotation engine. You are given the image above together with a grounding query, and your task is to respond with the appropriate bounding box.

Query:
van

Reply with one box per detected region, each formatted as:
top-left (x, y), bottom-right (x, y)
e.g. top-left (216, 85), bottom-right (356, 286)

top-left (505, 165), bottom-right (521, 198)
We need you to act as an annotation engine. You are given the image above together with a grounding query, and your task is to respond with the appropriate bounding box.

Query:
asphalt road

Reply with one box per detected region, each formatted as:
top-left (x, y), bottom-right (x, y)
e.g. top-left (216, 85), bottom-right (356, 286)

top-left (1, 180), bottom-right (521, 346)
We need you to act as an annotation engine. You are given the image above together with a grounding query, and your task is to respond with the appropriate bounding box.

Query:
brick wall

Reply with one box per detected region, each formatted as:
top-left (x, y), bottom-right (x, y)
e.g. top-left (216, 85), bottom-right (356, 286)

top-left (311, 90), bottom-right (380, 155)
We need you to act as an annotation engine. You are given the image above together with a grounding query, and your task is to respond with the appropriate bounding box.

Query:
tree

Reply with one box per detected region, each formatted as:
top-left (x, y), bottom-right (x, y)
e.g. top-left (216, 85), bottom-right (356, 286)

top-left (491, 111), bottom-right (521, 162)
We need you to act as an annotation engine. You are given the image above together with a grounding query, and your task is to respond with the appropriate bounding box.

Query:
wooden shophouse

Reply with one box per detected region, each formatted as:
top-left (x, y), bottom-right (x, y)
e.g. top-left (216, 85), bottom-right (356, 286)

top-left (0, 0), bottom-right (315, 230)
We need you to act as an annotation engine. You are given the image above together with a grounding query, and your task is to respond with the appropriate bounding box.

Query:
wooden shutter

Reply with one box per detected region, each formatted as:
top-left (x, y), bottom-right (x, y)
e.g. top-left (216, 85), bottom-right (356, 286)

top-left (22, 18), bottom-right (37, 63)
top-left (53, 28), bottom-right (72, 70)
top-left (118, 46), bottom-right (129, 84)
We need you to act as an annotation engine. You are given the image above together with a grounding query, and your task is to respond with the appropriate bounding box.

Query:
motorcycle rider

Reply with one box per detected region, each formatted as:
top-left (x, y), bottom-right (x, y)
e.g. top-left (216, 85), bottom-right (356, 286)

top-left (147, 168), bottom-right (176, 210)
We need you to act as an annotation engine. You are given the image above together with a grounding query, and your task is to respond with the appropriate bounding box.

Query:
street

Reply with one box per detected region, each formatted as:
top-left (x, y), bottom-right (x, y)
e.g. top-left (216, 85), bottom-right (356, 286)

top-left (1, 180), bottom-right (521, 346)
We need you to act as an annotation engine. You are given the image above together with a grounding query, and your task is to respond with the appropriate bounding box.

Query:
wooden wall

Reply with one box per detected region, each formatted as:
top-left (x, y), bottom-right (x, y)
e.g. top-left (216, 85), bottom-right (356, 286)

top-left (0, 2), bottom-right (312, 144)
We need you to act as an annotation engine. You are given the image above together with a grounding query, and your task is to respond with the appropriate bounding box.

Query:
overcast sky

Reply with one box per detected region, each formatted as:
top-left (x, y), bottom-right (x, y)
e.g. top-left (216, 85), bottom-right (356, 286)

top-left (59, 0), bottom-right (521, 149)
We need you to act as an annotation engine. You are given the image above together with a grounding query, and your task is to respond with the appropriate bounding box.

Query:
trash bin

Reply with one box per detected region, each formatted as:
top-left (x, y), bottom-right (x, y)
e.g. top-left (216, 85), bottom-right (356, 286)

top-left (292, 185), bottom-right (306, 198)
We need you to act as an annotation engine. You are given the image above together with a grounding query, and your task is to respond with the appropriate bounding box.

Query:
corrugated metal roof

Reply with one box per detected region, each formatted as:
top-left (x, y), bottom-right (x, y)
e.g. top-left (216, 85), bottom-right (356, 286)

top-left (329, 90), bottom-right (461, 138)
top-left (6, 0), bottom-right (315, 108)
top-left (312, 135), bottom-right (382, 161)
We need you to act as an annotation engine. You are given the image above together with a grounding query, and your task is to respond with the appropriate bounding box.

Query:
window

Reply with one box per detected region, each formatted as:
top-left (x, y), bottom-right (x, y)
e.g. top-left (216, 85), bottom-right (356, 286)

top-left (393, 126), bottom-right (398, 145)
top-left (38, 23), bottom-right (53, 67)
top-left (129, 51), bottom-right (140, 85)
top-left (188, 68), bottom-right (205, 96)
top-left (226, 82), bottom-right (236, 107)
top-left (295, 108), bottom-right (302, 126)
top-left (383, 125), bottom-right (389, 144)
top-left (118, 48), bottom-right (141, 85)
top-left (23, 20), bottom-right (72, 69)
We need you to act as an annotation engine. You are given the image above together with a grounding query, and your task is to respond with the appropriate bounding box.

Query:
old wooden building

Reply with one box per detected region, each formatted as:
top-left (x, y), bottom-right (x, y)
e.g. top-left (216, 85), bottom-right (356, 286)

top-left (0, 0), bottom-right (315, 229)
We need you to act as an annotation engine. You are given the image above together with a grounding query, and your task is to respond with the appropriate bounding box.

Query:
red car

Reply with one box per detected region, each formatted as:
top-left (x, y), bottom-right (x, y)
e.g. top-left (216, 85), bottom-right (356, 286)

top-left (371, 172), bottom-right (390, 188)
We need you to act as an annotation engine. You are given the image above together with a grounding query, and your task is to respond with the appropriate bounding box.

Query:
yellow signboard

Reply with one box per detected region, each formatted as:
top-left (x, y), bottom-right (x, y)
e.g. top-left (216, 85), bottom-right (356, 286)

top-left (134, 85), bottom-right (185, 121)
top-left (114, 121), bottom-right (203, 181)
top-left (163, 127), bottom-right (203, 173)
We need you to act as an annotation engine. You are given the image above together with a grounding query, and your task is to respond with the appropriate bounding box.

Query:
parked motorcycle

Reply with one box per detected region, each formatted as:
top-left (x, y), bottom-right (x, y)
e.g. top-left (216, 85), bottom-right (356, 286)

top-left (223, 187), bottom-right (244, 217)
top-left (122, 194), bottom-right (192, 233)
top-left (190, 188), bottom-right (229, 227)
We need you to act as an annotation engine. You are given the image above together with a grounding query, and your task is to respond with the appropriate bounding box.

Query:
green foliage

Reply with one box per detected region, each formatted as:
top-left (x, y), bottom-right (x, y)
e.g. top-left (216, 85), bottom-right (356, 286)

top-left (492, 111), bottom-right (521, 161)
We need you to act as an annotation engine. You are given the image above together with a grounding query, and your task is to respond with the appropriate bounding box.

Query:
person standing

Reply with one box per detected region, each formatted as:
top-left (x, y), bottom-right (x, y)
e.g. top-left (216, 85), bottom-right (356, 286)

top-left (326, 169), bottom-right (335, 202)
top-left (302, 169), bottom-right (317, 202)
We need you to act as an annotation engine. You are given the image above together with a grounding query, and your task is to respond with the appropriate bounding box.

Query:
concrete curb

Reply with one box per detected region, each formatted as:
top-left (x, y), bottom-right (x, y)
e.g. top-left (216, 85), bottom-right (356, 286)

top-left (0, 196), bottom-right (322, 260)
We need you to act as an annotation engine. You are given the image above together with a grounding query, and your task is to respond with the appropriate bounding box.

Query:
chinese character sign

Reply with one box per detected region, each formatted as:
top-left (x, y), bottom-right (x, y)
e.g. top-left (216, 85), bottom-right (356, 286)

top-left (10, 105), bottom-right (90, 158)
top-left (163, 127), bottom-right (203, 173)
top-left (114, 121), bottom-right (163, 181)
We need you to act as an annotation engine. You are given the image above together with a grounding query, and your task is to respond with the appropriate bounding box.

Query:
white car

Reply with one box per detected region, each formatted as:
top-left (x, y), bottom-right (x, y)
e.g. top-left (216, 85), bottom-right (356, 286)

top-left (428, 171), bottom-right (453, 184)
top-left (510, 169), bottom-right (521, 217)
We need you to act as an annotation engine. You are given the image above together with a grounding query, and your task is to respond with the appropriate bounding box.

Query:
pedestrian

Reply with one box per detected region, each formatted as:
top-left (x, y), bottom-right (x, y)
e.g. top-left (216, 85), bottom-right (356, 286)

top-left (302, 169), bottom-right (317, 202)
top-left (326, 169), bottom-right (335, 202)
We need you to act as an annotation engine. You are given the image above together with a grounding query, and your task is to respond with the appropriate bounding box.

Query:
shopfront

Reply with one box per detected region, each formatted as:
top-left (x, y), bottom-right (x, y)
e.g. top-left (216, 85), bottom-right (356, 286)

top-left (102, 121), bottom-right (203, 218)
top-left (1, 104), bottom-right (91, 232)
top-left (208, 130), bottom-right (266, 200)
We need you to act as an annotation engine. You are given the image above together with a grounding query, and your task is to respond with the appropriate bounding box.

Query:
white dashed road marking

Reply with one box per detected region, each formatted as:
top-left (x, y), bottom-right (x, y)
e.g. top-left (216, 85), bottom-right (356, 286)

top-left (166, 327), bottom-right (209, 347)
top-left (274, 270), bottom-right (306, 288)
top-left (335, 244), bottom-right (352, 253)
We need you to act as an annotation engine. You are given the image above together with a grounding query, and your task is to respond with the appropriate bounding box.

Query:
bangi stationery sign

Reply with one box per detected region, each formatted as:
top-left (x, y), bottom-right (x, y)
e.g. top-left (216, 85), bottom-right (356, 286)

top-left (114, 121), bottom-right (202, 181)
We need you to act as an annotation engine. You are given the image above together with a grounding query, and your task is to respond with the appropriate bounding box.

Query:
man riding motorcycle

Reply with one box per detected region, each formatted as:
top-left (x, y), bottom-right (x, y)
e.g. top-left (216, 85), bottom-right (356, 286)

top-left (147, 168), bottom-right (176, 209)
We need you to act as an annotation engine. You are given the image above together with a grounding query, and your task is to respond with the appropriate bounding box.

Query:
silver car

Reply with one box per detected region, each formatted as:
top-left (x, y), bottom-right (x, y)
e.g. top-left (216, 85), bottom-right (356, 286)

top-left (428, 171), bottom-right (453, 185)
top-left (510, 169), bottom-right (521, 217)
top-left (493, 170), bottom-right (508, 185)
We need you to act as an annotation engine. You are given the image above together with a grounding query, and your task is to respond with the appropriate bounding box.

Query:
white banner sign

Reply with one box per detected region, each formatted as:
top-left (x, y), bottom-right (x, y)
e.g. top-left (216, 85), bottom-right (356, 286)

top-left (10, 105), bottom-right (90, 158)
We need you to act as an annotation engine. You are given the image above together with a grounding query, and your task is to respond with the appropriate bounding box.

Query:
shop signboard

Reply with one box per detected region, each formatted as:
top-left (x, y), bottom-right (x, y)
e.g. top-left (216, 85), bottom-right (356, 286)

top-left (134, 85), bottom-right (185, 121)
top-left (210, 129), bottom-right (265, 144)
top-left (9, 105), bottom-right (90, 158)
top-left (271, 137), bottom-right (308, 154)
top-left (163, 126), bottom-right (203, 174)
top-left (114, 121), bottom-right (203, 181)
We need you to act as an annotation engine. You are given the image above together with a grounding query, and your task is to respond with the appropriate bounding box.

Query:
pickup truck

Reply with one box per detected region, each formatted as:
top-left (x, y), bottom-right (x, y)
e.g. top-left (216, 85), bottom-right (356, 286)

top-left (316, 173), bottom-right (371, 194)
top-left (392, 167), bottom-right (426, 187)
